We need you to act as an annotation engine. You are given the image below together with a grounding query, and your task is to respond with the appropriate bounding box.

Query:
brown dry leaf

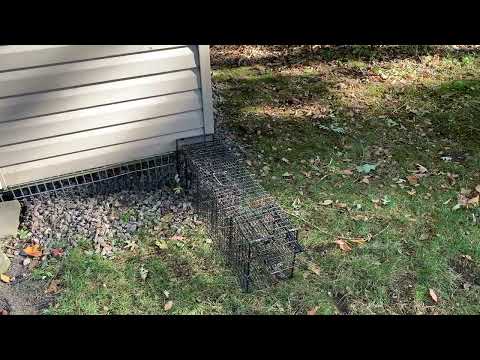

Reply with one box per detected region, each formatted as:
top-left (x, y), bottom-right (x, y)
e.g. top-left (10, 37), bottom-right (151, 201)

top-left (302, 171), bottom-right (312, 178)
top-left (340, 169), bottom-right (354, 176)
top-left (307, 307), bottom-right (319, 315)
top-left (447, 173), bottom-right (458, 186)
top-left (45, 279), bottom-right (61, 294)
top-left (335, 239), bottom-right (352, 252)
top-left (0, 274), bottom-right (11, 283)
top-left (23, 244), bottom-right (43, 257)
top-left (361, 176), bottom-right (370, 184)
top-left (321, 199), bottom-right (333, 206)
top-left (429, 288), bottom-right (438, 303)
top-left (164, 300), bottom-right (174, 311)
top-left (307, 262), bottom-right (321, 276)
top-left (170, 235), bottom-right (185, 242)
top-left (406, 175), bottom-right (418, 186)
top-left (334, 202), bottom-right (348, 209)
top-left (50, 248), bottom-right (64, 257)
top-left (461, 254), bottom-right (473, 261)
top-left (351, 214), bottom-right (369, 222)
top-left (476, 185), bottom-right (480, 193)
top-left (467, 195), bottom-right (479, 206)
top-left (350, 237), bottom-right (367, 245)
top-left (407, 189), bottom-right (416, 196)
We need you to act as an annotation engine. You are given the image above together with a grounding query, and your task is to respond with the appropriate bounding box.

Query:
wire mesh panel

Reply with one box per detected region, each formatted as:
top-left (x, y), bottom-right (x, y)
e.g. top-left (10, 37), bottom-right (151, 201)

top-left (0, 152), bottom-right (176, 202)
top-left (178, 135), bottom-right (303, 292)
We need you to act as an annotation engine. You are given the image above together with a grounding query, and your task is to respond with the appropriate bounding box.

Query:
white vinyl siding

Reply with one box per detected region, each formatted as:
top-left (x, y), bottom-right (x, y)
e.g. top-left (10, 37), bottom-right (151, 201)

top-left (0, 45), bottom-right (213, 189)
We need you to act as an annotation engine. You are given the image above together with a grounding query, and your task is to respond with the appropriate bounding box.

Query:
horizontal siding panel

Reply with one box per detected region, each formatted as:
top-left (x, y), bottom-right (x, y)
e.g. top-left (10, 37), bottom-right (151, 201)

top-left (0, 90), bottom-right (202, 146)
top-left (0, 45), bottom-right (184, 72)
top-left (0, 47), bottom-right (198, 98)
top-left (0, 69), bottom-right (200, 122)
top-left (0, 110), bottom-right (204, 167)
top-left (1, 128), bottom-right (203, 187)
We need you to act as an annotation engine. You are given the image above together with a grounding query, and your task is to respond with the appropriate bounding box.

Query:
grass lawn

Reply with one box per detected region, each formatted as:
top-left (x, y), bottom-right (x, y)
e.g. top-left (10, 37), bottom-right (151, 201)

top-left (43, 46), bottom-right (480, 315)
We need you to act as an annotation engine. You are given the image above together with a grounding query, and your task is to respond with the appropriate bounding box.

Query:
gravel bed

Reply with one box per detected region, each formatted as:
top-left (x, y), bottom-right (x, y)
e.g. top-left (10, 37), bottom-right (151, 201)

top-left (19, 187), bottom-right (195, 256)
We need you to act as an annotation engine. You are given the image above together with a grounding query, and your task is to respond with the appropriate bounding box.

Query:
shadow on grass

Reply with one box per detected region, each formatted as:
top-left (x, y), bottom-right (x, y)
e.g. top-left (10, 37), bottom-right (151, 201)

top-left (211, 45), bottom-right (480, 69)
top-left (215, 67), bottom-right (480, 154)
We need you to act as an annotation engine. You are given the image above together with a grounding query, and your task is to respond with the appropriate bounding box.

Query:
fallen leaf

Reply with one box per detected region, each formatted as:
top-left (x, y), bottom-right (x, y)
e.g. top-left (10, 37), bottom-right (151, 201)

top-left (50, 248), bottom-right (64, 257)
top-left (335, 239), bottom-right (352, 252)
top-left (416, 164), bottom-right (428, 174)
top-left (321, 199), bottom-right (333, 206)
top-left (302, 171), bottom-right (312, 178)
top-left (45, 279), bottom-right (61, 294)
top-left (23, 244), bottom-right (42, 257)
top-left (155, 239), bottom-right (168, 250)
top-left (351, 214), bottom-right (369, 222)
top-left (467, 195), bottom-right (479, 206)
top-left (307, 263), bottom-right (321, 276)
top-left (282, 172), bottom-right (292, 178)
top-left (406, 175), bottom-right (418, 186)
top-left (124, 240), bottom-right (138, 251)
top-left (163, 290), bottom-right (170, 298)
top-left (164, 300), bottom-right (174, 311)
top-left (0, 274), bottom-right (11, 283)
top-left (447, 173), bottom-right (458, 186)
top-left (334, 202), bottom-right (348, 209)
top-left (407, 189), bottom-right (416, 196)
top-left (339, 169), bottom-right (354, 176)
top-left (356, 163), bottom-right (377, 174)
top-left (461, 254), bottom-right (473, 261)
top-left (360, 176), bottom-right (370, 185)
top-left (281, 157), bottom-right (290, 164)
top-left (476, 185), bottom-right (480, 193)
top-left (307, 307), bottom-right (319, 315)
top-left (170, 235), bottom-right (185, 242)
top-left (350, 237), bottom-right (367, 245)
top-left (429, 288), bottom-right (438, 303)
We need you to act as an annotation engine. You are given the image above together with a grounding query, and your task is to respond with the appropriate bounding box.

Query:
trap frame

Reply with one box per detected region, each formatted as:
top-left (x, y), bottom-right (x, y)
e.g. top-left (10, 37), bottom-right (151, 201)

top-left (177, 135), bottom-right (302, 292)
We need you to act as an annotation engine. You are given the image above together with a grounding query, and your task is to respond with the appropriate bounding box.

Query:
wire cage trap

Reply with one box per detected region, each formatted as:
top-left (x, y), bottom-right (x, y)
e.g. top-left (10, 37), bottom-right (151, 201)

top-left (177, 135), bottom-right (303, 292)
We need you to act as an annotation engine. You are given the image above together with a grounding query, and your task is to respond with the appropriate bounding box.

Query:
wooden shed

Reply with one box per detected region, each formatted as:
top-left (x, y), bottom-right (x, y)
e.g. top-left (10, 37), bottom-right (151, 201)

top-left (0, 45), bottom-right (213, 190)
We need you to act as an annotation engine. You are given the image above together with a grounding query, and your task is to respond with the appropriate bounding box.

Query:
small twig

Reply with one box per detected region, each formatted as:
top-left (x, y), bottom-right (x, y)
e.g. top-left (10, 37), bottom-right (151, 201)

top-left (371, 224), bottom-right (390, 239)
top-left (318, 174), bottom-right (329, 182)
top-left (392, 103), bottom-right (407, 114)
top-left (285, 210), bottom-right (330, 236)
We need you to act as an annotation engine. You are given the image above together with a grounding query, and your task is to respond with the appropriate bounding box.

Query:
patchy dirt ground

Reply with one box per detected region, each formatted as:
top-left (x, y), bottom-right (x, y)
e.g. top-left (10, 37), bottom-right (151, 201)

top-left (0, 240), bottom-right (52, 315)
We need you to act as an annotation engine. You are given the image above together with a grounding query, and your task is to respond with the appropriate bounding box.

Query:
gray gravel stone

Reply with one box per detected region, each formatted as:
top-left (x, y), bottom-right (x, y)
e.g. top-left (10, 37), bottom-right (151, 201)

top-left (19, 188), bottom-right (194, 256)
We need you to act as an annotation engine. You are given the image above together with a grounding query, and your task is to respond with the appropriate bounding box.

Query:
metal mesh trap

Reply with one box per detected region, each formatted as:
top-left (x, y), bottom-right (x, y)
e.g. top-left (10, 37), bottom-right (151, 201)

top-left (177, 135), bottom-right (303, 292)
top-left (0, 152), bottom-right (176, 202)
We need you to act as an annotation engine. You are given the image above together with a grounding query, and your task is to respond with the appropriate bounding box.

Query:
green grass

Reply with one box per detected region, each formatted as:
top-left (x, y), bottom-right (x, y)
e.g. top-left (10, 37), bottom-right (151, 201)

top-left (45, 46), bottom-right (480, 315)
